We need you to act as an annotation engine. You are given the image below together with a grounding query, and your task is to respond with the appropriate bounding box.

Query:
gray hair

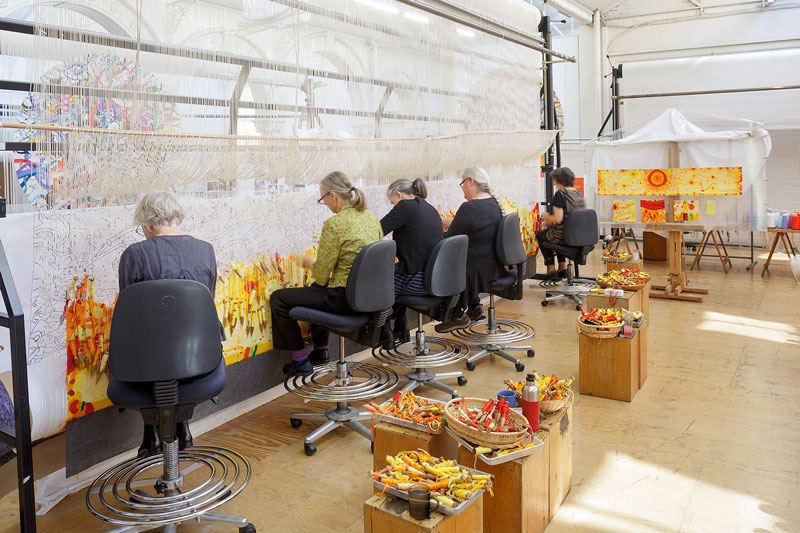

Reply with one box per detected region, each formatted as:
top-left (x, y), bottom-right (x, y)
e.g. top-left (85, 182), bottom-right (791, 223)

top-left (386, 178), bottom-right (427, 199)
top-left (462, 166), bottom-right (505, 215)
top-left (133, 191), bottom-right (185, 228)
top-left (321, 171), bottom-right (367, 211)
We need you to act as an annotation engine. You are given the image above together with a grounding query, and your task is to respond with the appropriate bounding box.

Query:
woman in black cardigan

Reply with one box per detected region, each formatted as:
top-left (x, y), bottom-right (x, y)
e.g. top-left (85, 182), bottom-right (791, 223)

top-left (380, 177), bottom-right (444, 343)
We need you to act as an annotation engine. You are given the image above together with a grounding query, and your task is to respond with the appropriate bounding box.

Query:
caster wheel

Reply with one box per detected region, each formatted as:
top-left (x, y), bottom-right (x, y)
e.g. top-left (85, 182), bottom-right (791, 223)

top-left (240, 524), bottom-right (256, 533)
top-left (541, 300), bottom-right (549, 307)
top-left (290, 418), bottom-right (302, 429)
top-left (457, 376), bottom-right (468, 386)
top-left (515, 362), bottom-right (525, 372)
top-left (527, 349), bottom-right (535, 358)
top-left (576, 305), bottom-right (582, 311)
top-left (304, 443), bottom-right (317, 456)
top-left (466, 361), bottom-right (476, 371)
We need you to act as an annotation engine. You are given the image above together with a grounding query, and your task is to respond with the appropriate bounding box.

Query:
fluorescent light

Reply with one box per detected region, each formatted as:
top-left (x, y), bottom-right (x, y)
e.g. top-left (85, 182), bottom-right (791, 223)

top-left (403, 11), bottom-right (429, 24)
top-left (456, 28), bottom-right (475, 37)
top-left (355, 0), bottom-right (400, 15)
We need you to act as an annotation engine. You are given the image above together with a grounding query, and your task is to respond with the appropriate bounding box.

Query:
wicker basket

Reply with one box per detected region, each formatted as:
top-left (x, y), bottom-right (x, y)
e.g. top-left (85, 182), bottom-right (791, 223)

top-left (445, 397), bottom-right (527, 450)
top-left (577, 317), bottom-right (622, 339)
top-left (539, 391), bottom-right (572, 414)
top-left (596, 272), bottom-right (650, 291)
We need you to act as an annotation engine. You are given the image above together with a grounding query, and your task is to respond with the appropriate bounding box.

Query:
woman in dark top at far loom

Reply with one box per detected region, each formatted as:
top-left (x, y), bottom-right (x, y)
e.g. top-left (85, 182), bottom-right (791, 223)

top-left (118, 190), bottom-right (220, 458)
top-left (535, 166), bottom-right (586, 280)
top-left (380, 177), bottom-right (444, 343)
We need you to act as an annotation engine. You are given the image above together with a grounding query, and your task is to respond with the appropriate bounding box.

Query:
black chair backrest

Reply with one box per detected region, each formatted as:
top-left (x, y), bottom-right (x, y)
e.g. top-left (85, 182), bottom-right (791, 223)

top-left (425, 235), bottom-right (468, 298)
top-left (496, 213), bottom-right (527, 267)
top-left (564, 209), bottom-right (599, 247)
top-left (109, 279), bottom-right (222, 383)
top-left (345, 240), bottom-right (397, 313)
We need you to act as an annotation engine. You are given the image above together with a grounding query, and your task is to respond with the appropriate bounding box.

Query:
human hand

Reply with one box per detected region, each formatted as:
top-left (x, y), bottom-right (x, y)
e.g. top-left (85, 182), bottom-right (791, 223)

top-left (441, 216), bottom-right (453, 229)
top-left (302, 254), bottom-right (314, 269)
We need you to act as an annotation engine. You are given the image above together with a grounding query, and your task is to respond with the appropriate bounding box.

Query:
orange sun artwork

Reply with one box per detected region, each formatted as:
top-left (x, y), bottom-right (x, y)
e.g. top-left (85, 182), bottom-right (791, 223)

top-left (674, 167), bottom-right (742, 195)
top-left (673, 200), bottom-right (699, 221)
top-left (640, 199), bottom-right (666, 223)
top-left (598, 169), bottom-right (678, 196)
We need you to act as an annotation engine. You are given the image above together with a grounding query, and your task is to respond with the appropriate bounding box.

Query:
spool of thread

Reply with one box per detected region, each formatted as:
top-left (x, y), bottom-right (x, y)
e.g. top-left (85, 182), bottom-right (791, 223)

top-left (791, 212), bottom-right (800, 230)
top-left (766, 210), bottom-right (776, 228)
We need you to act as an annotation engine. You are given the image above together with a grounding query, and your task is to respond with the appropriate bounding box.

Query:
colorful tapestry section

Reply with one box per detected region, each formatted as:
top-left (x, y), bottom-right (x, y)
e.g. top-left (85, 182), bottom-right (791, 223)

top-left (598, 167), bottom-right (742, 196)
top-left (640, 199), bottom-right (666, 223)
top-left (673, 200), bottom-right (699, 221)
top-left (612, 200), bottom-right (636, 222)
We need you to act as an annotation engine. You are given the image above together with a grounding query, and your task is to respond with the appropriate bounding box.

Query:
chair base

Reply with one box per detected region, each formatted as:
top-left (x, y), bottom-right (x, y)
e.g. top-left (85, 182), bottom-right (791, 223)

top-left (465, 343), bottom-right (533, 373)
top-left (87, 443), bottom-right (252, 532)
top-left (401, 367), bottom-right (467, 398)
top-left (290, 402), bottom-right (372, 456)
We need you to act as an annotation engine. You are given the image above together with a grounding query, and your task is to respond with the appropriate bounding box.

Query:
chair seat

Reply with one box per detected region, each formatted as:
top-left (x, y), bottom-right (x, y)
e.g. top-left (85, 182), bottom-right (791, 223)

top-left (108, 358), bottom-right (226, 408)
top-left (490, 272), bottom-right (517, 291)
top-left (395, 294), bottom-right (442, 313)
top-left (540, 241), bottom-right (595, 262)
top-left (289, 306), bottom-right (369, 331)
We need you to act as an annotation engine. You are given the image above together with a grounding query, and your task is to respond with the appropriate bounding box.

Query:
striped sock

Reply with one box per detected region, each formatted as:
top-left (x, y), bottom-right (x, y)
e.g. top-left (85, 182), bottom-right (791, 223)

top-left (291, 349), bottom-right (307, 361)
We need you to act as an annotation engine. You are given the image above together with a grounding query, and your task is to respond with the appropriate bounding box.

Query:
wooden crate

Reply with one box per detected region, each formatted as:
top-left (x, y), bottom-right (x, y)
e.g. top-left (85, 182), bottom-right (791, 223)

top-left (539, 404), bottom-right (573, 521)
top-left (643, 231), bottom-right (667, 260)
top-left (638, 320), bottom-right (648, 388)
top-left (587, 288), bottom-right (643, 313)
top-left (364, 493), bottom-right (483, 533)
top-left (578, 331), bottom-right (640, 402)
top-left (372, 421), bottom-right (458, 471)
top-left (604, 256), bottom-right (644, 271)
top-left (457, 434), bottom-right (550, 533)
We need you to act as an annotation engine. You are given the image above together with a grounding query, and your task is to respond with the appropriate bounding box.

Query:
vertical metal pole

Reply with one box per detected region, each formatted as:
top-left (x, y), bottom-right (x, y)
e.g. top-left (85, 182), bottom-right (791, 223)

top-left (539, 15), bottom-right (556, 214)
top-left (229, 64), bottom-right (251, 135)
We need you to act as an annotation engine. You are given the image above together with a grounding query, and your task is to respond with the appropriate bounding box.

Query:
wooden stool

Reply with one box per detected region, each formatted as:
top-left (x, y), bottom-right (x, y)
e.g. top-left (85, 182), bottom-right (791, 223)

top-left (364, 493), bottom-right (483, 533)
top-left (578, 330), bottom-right (642, 402)
top-left (372, 421), bottom-right (458, 471)
top-left (539, 404), bottom-right (573, 520)
top-left (457, 434), bottom-right (550, 533)
top-left (604, 256), bottom-right (644, 272)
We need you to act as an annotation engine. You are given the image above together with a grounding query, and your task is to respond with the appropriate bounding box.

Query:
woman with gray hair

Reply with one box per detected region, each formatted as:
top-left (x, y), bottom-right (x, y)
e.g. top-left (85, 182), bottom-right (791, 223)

top-left (379, 177), bottom-right (444, 344)
top-left (435, 166), bottom-right (506, 333)
top-left (119, 190), bottom-right (218, 458)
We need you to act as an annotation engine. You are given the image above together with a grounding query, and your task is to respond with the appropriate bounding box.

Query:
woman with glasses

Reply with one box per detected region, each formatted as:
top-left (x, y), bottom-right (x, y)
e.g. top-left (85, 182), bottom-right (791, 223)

top-left (379, 177), bottom-right (444, 345)
top-left (434, 166), bottom-right (505, 333)
top-left (118, 190), bottom-right (218, 458)
top-left (270, 171), bottom-right (383, 376)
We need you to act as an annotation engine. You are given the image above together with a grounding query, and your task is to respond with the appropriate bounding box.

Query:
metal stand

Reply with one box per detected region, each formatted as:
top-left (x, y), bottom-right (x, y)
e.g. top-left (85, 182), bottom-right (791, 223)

top-left (539, 262), bottom-right (596, 308)
top-left (86, 443), bottom-right (253, 532)
top-left (287, 336), bottom-right (399, 456)
top-left (372, 312), bottom-right (468, 398)
top-left (450, 295), bottom-right (535, 373)
top-left (0, 241), bottom-right (36, 532)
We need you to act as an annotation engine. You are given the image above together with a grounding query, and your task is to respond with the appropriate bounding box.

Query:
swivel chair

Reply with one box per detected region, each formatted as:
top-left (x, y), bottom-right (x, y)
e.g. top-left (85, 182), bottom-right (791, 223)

top-left (451, 213), bottom-right (535, 372)
top-left (372, 235), bottom-right (470, 398)
top-left (286, 240), bottom-right (399, 456)
top-left (540, 208), bottom-right (599, 309)
top-left (87, 279), bottom-right (254, 533)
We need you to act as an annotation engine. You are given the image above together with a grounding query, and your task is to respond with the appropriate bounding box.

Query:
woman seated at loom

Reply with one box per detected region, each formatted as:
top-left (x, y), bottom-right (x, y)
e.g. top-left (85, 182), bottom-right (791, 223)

top-left (118, 190), bottom-right (219, 458)
top-left (535, 167), bottom-right (586, 280)
top-left (379, 177), bottom-right (444, 344)
top-left (435, 166), bottom-right (506, 333)
top-left (270, 171), bottom-right (383, 376)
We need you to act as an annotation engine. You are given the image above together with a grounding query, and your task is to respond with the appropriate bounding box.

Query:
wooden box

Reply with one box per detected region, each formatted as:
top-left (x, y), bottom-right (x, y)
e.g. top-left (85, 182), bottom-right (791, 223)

top-left (587, 288), bottom-right (642, 313)
top-left (539, 404), bottom-right (573, 521)
top-left (364, 493), bottom-right (483, 533)
top-left (604, 254), bottom-right (644, 272)
top-left (643, 231), bottom-right (667, 260)
top-left (373, 421), bottom-right (458, 471)
top-left (578, 330), bottom-right (640, 402)
top-left (457, 434), bottom-right (550, 533)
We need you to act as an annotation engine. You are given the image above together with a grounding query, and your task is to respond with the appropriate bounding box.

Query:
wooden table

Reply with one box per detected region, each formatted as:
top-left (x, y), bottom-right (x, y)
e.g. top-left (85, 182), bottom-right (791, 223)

top-left (761, 228), bottom-right (799, 277)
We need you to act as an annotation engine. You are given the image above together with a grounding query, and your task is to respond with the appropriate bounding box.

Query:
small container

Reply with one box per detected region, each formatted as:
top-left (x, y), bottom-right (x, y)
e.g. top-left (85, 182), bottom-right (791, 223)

top-left (791, 212), bottom-right (800, 230)
top-left (497, 389), bottom-right (516, 408)
top-left (408, 485), bottom-right (440, 520)
top-left (521, 374), bottom-right (540, 432)
top-left (766, 209), bottom-right (775, 228)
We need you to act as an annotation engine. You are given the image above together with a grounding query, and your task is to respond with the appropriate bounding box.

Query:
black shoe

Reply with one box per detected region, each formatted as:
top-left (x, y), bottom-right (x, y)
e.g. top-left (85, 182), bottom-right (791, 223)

top-left (394, 330), bottom-right (411, 344)
top-left (308, 348), bottom-right (329, 365)
top-left (177, 421), bottom-right (193, 451)
top-left (467, 307), bottom-right (486, 322)
top-left (558, 269), bottom-right (568, 279)
top-left (434, 312), bottom-right (470, 334)
top-left (543, 271), bottom-right (560, 281)
top-left (283, 358), bottom-right (313, 376)
top-left (378, 323), bottom-right (396, 350)
top-left (137, 424), bottom-right (163, 458)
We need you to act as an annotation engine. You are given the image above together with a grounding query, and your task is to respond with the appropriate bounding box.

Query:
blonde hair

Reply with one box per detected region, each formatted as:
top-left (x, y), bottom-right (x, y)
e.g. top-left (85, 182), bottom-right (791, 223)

top-left (321, 171), bottom-right (367, 211)
top-left (386, 177), bottom-right (427, 199)
top-left (462, 166), bottom-right (505, 215)
top-left (133, 190), bottom-right (185, 228)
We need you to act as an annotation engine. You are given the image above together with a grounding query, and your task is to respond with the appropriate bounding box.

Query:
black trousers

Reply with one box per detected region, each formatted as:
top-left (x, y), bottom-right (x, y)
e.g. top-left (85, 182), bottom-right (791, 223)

top-left (536, 228), bottom-right (566, 267)
top-left (269, 285), bottom-right (352, 351)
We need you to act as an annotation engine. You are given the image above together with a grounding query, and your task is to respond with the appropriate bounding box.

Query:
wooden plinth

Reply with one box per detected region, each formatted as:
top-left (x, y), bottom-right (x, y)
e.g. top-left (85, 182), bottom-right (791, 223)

top-left (457, 433), bottom-right (550, 533)
top-left (579, 331), bottom-right (641, 402)
top-left (364, 493), bottom-right (483, 533)
top-left (372, 422), bottom-right (458, 471)
top-left (539, 404), bottom-right (573, 520)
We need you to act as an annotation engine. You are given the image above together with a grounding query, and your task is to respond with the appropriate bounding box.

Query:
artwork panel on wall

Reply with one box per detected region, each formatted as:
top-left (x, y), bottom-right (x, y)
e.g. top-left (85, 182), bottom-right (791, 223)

top-left (612, 200), bottom-right (636, 222)
top-left (673, 200), bottom-right (699, 221)
top-left (674, 167), bottom-right (742, 196)
top-left (598, 168), bottom-right (677, 196)
top-left (641, 199), bottom-right (666, 223)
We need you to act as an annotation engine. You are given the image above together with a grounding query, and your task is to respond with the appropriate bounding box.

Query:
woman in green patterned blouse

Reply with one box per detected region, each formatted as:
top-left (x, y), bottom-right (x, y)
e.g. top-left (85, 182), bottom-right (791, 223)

top-left (270, 171), bottom-right (384, 376)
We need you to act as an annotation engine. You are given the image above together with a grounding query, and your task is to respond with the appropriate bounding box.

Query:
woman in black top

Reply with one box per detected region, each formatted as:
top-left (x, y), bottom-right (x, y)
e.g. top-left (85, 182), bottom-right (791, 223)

top-left (380, 177), bottom-right (444, 342)
top-left (435, 166), bottom-right (505, 333)
top-left (535, 167), bottom-right (586, 279)
top-left (118, 190), bottom-right (219, 459)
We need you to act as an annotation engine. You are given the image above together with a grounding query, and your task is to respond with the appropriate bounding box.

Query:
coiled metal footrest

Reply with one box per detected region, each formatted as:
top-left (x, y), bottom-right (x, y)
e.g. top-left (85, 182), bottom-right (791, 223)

top-left (372, 336), bottom-right (469, 368)
top-left (284, 360), bottom-right (399, 402)
top-left (450, 319), bottom-right (535, 345)
top-left (86, 445), bottom-right (251, 528)
top-left (539, 278), bottom-right (596, 290)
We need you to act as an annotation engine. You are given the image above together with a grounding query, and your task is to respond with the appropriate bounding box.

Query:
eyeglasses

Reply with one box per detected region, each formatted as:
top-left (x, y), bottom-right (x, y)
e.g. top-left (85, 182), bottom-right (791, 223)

top-left (459, 178), bottom-right (469, 188)
top-left (317, 191), bottom-right (331, 205)
top-left (135, 226), bottom-right (144, 236)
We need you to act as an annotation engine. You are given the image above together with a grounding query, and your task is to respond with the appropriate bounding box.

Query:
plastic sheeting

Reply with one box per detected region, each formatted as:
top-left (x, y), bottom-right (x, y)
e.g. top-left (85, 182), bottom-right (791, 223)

top-left (587, 109), bottom-right (771, 230)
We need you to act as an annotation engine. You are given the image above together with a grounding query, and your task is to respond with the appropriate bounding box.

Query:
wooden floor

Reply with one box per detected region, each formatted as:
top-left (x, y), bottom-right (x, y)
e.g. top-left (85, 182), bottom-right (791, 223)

top-left (1, 246), bottom-right (799, 532)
